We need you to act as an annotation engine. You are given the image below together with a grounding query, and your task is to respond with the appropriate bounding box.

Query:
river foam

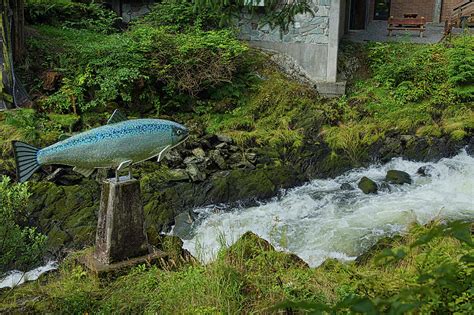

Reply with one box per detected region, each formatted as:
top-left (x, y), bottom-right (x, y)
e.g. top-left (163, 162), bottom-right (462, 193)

top-left (181, 150), bottom-right (474, 267)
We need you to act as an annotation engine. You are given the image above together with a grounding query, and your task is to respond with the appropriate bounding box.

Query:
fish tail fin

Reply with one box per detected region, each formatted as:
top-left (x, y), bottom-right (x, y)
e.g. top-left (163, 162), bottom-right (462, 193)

top-left (12, 141), bottom-right (41, 182)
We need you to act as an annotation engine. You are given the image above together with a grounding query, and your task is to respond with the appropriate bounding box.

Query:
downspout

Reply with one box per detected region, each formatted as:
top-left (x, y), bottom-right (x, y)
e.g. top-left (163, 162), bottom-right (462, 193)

top-left (327, 0), bottom-right (341, 82)
top-left (434, 0), bottom-right (443, 23)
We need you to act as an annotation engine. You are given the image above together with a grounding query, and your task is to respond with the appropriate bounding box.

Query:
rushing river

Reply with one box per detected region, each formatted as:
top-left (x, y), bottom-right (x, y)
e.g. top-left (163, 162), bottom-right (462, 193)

top-left (180, 150), bottom-right (474, 267)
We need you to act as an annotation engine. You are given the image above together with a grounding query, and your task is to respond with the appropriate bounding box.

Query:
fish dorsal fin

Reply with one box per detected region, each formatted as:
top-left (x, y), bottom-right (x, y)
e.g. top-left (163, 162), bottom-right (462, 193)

top-left (73, 166), bottom-right (95, 178)
top-left (107, 109), bottom-right (128, 125)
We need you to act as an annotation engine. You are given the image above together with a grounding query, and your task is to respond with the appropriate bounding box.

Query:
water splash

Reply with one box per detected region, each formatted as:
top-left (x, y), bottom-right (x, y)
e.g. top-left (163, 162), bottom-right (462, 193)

top-left (0, 261), bottom-right (58, 289)
top-left (181, 150), bottom-right (474, 267)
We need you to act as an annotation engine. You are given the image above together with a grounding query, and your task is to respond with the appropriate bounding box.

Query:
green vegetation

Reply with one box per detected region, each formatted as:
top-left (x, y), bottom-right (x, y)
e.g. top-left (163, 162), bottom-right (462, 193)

top-left (322, 37), bottom-right (474, 163)
top-left (1, 221), bottom-right (472, 314)
top-left (192, 0), bottom-right (313, 32)
top-left (0, 176), bottom-right (46, 274)
top-left (0, 2), bottom-right (472, 313)
top-left (25, 0), bottom-right (119, 34)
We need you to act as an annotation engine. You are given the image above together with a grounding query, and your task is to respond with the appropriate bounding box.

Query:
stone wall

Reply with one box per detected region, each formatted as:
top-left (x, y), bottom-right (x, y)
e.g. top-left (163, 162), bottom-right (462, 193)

top-left (239, 0), bottom-right (331, 44)
top-left (238, 0), bottom-right (343, 91)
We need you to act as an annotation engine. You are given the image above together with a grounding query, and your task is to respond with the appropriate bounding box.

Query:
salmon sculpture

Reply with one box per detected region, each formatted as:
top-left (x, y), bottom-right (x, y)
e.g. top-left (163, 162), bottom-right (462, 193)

top-left (12, 110), bottom-right (189, 182)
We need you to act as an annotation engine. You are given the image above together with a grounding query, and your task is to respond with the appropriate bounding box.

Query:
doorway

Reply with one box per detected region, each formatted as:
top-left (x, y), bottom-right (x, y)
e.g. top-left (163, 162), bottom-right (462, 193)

top-left (350, 0), bottom-right (368, 30)
top-left (374, 0), bottom-right (391, 20)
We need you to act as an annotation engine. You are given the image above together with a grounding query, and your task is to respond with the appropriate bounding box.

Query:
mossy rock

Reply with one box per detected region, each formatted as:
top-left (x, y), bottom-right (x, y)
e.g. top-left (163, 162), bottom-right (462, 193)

top-left (385, 170), bottom-right (412, 185)
top-left (355, 234), bottom-right (404, 265)
top-left (222, 231), bottom-right (308, 270)
top-left (358, 177), bottom-right (378, 194)
top-left (27, 180), bottom-right (100, 252)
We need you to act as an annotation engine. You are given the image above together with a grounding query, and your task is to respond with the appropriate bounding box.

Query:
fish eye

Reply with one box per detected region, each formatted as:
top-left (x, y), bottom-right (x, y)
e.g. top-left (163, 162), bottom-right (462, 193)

top-left (176, 130), bottom-right (182, 135)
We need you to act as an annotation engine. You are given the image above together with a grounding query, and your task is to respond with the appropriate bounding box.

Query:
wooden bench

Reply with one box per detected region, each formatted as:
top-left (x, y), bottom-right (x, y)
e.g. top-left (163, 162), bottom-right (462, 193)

top-left (387, 16), bottom-right (426, 38)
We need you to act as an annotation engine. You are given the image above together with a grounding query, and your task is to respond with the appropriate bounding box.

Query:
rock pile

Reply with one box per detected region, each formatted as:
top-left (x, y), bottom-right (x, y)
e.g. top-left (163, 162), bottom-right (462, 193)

top-left (163, 134), bottom-right (258, 183)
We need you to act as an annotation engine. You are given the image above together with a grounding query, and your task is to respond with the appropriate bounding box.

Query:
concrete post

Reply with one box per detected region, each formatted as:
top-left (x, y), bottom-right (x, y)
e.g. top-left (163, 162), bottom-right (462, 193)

top-left (94, 178), bottom-right (148, 264)
top-left (326, 0), bottom-right (341, 83)
top-left (433, 0), bottom-right (442, 23)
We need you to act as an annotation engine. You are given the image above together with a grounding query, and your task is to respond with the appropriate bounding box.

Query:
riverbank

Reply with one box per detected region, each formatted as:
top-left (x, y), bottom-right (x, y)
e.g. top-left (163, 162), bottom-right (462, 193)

top-left (1, 36), bottom-right (471, 256)
top-left (1, 220), bottom-right (472, 313)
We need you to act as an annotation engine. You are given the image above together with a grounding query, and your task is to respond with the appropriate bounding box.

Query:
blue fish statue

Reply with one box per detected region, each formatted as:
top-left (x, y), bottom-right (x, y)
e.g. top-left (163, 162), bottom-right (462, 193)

top-left (12, 110), bottom-right (189, 182)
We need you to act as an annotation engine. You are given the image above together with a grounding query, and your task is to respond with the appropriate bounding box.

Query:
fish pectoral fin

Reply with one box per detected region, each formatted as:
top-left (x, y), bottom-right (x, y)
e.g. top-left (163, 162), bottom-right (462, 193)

top-left (157, 145), bottom-right (171, 162)
top-left (107, 109), bottom-right (128, 125)
top-left (117, 160), bottom-right (132, 171)
top-left (73, 166), bottom-right (95, 178)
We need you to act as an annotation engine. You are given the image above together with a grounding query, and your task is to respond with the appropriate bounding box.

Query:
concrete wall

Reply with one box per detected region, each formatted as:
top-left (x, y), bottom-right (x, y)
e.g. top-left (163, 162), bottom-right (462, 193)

top-left (239, 0), bottom-right (342, 85)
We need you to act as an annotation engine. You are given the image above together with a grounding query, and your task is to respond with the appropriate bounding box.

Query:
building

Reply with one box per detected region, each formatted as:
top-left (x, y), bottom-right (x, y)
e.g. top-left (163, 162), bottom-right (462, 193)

top-left (106, 1), bottom-right (467, 97)
top-left (349, 0), bottom-right (462, 29)
top-left (240, 0), bottom-right (466, 96)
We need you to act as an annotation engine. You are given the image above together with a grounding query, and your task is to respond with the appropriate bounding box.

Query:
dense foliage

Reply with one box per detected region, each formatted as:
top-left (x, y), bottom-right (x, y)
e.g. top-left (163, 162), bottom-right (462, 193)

top-left (322, 36), bottom-right (474, 164)
top-left (22, 1), bottom-right (249, 115)
top-left (0, 176), bottom-right (47, 274)
top-left (192, 0), bottom-right (314, 32)
top-left (25, 0), bottom-right (119, 34)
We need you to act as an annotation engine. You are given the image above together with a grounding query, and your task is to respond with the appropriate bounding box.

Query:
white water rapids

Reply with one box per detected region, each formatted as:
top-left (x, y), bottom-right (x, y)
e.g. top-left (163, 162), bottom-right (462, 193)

top-left (181, 150), bottom-right (474, 267)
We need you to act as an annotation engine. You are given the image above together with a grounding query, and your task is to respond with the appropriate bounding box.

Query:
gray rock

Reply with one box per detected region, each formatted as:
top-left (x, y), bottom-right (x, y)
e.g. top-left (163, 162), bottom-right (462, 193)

top-left (173, 210), bottom-right (198, 240)
top-left (228, 153), bottom-right (244, 165)
top-left (231, 161), bottom-right (256, 170)
top-left (164, 150), bottom-right (183, 166)
top-left (340, 183), bottom-right (353, 190)
top-left (358, 177), bottom-right (378, 194)
top-left (379, 182), bottom-right (391, 192)
top-left (386, 170), bottom-right (412, 185)
top-left (198, 139), bottom-right (212, 150)
top-left (245, 153), bottom-right (257, 163)
top-left (168, 169), bottom-right (190, 182)
top-left (216, 134), bottom-right (233, 144)
top-left (192, 147), bottom-right (206, 158)
top-left (215, 142), bottom-right (228, 150)
top-left (186, 164), bottom-right (206, 182)
top-left (417, 165), bottom-right (435, 177)
top-left (210, 150), bottom-right (227, 170)
top-left (183, 156), bottom-right (205, 165)
top-left (229, 145), bottom-right (240, 153)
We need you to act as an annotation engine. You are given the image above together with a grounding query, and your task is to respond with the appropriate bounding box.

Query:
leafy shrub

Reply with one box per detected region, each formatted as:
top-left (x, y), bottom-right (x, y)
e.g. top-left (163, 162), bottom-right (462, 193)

top-left (0, 176), bottom-right (47, 274)
top-left (136, 0), bottom-right (220, 31)
top-left (26, 0), bottom-right (119, 34)
top-left (448, 35), bottom-right (474, 101)
top-left (28, 22), bottom-right (248, 114)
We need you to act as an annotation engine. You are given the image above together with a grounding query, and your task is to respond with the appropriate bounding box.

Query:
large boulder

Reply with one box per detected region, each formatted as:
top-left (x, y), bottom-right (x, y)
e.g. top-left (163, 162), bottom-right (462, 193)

top-left (223, 231), bottom-right (308, 269)
top-left (385, 170), bottom-right (412, 185)
top-left (358, 177), bottom-right (378, 194)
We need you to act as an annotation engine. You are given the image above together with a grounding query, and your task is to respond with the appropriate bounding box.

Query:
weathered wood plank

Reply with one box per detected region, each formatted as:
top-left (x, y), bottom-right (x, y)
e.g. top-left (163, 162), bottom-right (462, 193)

top-left (94, 178), bottom-right (149, 265)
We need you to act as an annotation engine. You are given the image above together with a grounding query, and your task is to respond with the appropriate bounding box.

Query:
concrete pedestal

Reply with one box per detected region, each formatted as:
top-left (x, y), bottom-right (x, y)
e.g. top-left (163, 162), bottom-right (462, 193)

top-left (94, 178), bottom-right (148, 264)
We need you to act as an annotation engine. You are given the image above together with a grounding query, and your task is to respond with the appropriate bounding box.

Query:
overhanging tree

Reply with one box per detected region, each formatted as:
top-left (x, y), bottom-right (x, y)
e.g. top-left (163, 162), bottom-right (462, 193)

top-left (192, 0), bottom-right (314, 32)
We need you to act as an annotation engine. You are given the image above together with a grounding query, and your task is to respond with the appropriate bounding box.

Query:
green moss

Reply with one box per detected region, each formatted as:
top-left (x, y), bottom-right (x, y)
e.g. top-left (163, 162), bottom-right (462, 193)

top-left (320, 37), bottom-right (473, 156)
top-left (1, 221), bottom-right (472, 314)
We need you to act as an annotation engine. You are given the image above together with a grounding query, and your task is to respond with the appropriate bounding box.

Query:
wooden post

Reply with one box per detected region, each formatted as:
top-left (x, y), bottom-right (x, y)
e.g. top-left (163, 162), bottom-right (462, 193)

top-left (94, 178), bottom-right (148, 264)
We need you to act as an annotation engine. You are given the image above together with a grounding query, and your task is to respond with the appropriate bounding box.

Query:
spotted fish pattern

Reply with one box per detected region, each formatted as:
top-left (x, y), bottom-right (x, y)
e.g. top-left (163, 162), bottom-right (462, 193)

top-left (12, 111), bottom-right (189, 182)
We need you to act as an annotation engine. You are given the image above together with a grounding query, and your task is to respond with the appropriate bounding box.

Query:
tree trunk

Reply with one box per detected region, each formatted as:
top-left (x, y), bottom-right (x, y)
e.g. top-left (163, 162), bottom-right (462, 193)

top-left (0, 0), bottom-right (25, 109)
top-left (11, 0), bottom-right (25, 62)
